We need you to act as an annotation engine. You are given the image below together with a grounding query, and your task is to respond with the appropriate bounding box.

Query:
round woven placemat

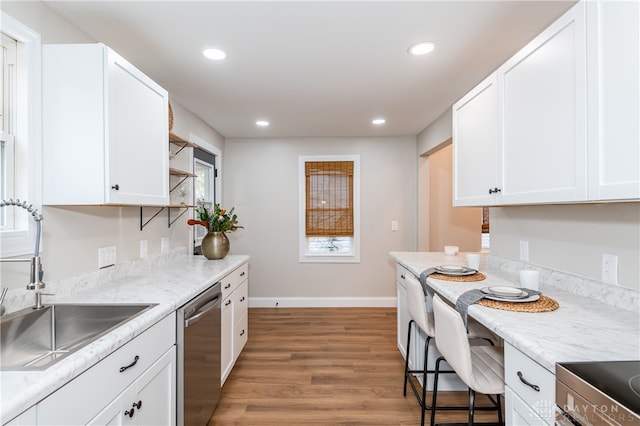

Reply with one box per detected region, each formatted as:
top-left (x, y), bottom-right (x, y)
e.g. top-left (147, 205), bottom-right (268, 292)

top-left (478, 295), bottom-right (559, 312)
top-left (430, 272), bottom-right (486, 282)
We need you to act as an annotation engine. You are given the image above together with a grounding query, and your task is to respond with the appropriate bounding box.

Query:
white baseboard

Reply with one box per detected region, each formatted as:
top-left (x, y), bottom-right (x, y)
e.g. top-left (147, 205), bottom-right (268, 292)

top-left (248, 297), bottom-right (397, 308)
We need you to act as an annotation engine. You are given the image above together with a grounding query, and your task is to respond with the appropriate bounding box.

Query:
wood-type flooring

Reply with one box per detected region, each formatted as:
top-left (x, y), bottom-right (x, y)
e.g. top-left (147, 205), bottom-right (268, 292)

top-left (209, 307), bottom-right (501, 425)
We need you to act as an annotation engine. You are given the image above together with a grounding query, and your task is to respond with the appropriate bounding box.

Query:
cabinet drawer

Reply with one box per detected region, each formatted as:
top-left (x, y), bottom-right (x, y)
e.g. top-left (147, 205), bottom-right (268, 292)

top-left (233, 281), bottom-right (248, 325)
top-left (396, 265), bottom-right (411, 288)
top-left (237, 262), bottom-right (248, 284)
top-left (222, 262), bottom-right (249, 300)
top-left (234, 313), bottom-right (248, 357)
top-left (37, 313), bottom-right (176, 425)
top-left (504, 343), bottom-right (555, 422)
top-left (221, 273), bottom-right (235, 300)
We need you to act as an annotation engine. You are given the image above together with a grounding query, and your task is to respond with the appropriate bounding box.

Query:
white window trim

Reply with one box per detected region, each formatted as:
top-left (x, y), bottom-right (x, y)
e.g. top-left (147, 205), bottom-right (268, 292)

top-left (0, 13), bottom-right (42, 258)
top-left (298, 154), bottom-right (360, 263)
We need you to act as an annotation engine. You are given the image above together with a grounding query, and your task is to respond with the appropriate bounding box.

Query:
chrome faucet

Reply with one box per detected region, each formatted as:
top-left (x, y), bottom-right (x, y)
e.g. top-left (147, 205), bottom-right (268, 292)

top-left (0, 199), bottom-right (46, 309)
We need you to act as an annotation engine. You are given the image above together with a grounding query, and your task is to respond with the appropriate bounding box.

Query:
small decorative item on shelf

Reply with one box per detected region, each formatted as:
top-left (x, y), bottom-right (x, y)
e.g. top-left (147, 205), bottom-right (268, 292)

top-left (187, 202), bottom-right (242, 260)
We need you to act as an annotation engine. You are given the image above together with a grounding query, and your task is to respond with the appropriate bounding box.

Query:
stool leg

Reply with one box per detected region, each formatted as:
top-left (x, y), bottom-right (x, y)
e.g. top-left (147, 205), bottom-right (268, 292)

top-left (496, 393), bottom-right (503, 426)
top-left (468, 388), bottom-right (475, 426)
top-left (420, 335), bottom-right (431, 426)
top-left (403, 320), bottom-right (414, 396)
top-left (429, 357), bottom-right (444, 426)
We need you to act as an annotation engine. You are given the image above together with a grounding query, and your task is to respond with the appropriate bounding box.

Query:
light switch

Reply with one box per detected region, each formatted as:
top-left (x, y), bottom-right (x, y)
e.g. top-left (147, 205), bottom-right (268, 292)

top-left (98, 246), bottom-right (116, 269)
top-left (391, 220), bottom-right (399, 231)
top-left (602, 253), bottom-right (618, 285)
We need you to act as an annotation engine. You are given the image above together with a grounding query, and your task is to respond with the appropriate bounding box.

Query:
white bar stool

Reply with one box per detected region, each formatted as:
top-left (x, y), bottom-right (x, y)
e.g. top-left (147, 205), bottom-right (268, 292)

top-left (431, 294), bottom-right (504, 426)
top-left (403, 274), bottom-right (496, 426)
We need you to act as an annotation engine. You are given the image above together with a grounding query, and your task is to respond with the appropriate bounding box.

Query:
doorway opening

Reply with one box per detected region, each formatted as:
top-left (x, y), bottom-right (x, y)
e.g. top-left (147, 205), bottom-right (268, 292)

top-left (193, 147), bottom-right (218, 255)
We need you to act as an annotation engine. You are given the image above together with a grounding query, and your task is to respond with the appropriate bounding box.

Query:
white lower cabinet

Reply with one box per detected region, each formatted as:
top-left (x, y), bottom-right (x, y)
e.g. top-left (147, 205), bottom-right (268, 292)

top-left (504, 343), bottom-right (555, 426)
top-left (88, 347), bottom-right (175, 425)
top-left (36, 313), bottom-right (176, 425)
top-left (505, 386), bottom-right (549, 426)
top-left (221, 263), bottom-right (249, 385)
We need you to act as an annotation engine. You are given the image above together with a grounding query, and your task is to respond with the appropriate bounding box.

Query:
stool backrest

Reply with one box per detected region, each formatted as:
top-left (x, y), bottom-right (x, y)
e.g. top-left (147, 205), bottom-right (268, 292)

top-left (433, 294), bottom-right (474, 387)
top-left (405, 273), bottom-right (434, 337)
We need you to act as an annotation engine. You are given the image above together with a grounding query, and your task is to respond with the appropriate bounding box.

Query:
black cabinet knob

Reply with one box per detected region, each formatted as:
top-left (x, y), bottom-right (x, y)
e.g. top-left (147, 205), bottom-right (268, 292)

top-left (488, 187), bottom-right (502, 194)
top-left (112, 184), bottom-right (120, 190)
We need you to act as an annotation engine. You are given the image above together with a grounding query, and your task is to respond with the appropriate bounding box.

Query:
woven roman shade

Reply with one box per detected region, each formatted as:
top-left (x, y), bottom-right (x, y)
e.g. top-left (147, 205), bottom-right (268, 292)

top-left (305, 161), bottom-right (354, 237)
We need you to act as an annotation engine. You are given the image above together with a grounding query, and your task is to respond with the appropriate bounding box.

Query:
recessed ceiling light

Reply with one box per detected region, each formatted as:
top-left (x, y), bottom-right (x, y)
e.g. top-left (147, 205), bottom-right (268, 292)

top-left (203, 48), bottom-right (227, 60)
top-left (256, 120), bottom-right (269, 127)
top-left (372, 118), bottom-right (386, 125)
top-left (407, 41), bottom-right (435, 56)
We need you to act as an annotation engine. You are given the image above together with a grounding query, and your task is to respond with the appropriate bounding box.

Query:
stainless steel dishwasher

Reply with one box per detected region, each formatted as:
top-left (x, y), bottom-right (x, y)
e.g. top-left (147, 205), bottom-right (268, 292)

top-left (177, 282), bottom-right (222, 425)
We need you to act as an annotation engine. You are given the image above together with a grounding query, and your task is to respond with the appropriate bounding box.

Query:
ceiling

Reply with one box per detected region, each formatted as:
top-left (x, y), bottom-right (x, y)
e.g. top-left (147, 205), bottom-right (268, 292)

top-left (42, 1), bottom-right (576, 139)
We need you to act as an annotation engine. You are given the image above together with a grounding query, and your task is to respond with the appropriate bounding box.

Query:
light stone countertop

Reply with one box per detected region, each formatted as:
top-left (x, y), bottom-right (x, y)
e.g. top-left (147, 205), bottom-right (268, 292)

top-left (390, 251), bottom-right (640, 372)
top-left (0, 254), bottom-right (249, 423)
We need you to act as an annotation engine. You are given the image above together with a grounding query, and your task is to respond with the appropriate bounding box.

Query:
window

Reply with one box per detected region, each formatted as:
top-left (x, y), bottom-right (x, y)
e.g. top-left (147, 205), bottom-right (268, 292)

top-left (299, 155), bottom-right (360, 263)
top-left (1, 33), bottom-right (17, 229)
top-left (0, 13), bottom-right (42, 257)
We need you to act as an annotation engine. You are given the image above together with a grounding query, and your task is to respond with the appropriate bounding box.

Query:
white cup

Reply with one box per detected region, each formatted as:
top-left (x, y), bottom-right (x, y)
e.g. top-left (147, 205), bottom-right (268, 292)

top-left (444, 245), bottom-right (459, 255)
top-left (519, 270), bottom-right (540, 291)
top-left (466, 254), bottom-right (480, 271)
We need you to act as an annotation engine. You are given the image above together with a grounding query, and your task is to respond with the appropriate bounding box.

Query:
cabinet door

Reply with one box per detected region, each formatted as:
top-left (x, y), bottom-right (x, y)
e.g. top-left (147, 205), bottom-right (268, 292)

top-left (233, 313), bottom-right (248, 359)
top-left (587, 0), bottom-right (640, 200)
top-left (396, 279), bottom-right (408, 358)
top-left (505, 386), bottom-right (549, 426)
top-left (133, 347), bottom-right (176, 426)
top-left (87, 386), bottom-right (137, 426)
top-left (499, 3), bottom-right (587, 204)
top-left (452, 73), bottom-right (500, 206)
top-left (221, 295), bottom-right (234, 385)
top-left (106, 49), bottom-right (169, 205)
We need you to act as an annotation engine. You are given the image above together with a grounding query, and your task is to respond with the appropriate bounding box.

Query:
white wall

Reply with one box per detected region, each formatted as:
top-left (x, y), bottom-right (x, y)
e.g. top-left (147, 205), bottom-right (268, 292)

top-left (223, 137), bottom-right (417, 304)
top-left (491, 203), bottom-right (640, 291)
top-left (0, 3), bottom-right (224, 288)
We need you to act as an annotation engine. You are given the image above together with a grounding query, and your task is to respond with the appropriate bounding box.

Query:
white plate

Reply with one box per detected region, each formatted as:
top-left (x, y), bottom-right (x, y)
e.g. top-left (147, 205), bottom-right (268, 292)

top-left (434, 266), bottom-right (478, 276)
top-left (484, 294), bottom-right (540, 303)
top-left (483, 286), bottom-right (525, 297)
top-left (437, 265), bottom-right (465, 272)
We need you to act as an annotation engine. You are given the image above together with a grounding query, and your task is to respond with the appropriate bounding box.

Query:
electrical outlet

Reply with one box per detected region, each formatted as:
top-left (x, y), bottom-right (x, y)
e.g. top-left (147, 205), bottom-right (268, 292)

top-left (391, 220), bottom-right (399, 231)
top-left (519, 240), bottom-right (529, 261)
top-left (602, 253), bottom-right (619, 285)
top-left (140, 240), bottom-right (148, 258)
top-left (161, 237), bottom-right (170, 254)
top-left (98, 246), bottom-right (116, 269)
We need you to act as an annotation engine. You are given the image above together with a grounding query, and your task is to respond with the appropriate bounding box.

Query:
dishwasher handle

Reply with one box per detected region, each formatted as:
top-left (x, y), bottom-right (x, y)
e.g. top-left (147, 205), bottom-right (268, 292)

top-left (184, 295), bottom-right (220, 328)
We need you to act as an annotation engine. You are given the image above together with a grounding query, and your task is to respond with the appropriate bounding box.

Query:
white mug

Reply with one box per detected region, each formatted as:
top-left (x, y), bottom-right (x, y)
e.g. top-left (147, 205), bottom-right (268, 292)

top-left (466, 254), bottom-right (480, 271)
top-left (519, 270), bottom-right (540, 291)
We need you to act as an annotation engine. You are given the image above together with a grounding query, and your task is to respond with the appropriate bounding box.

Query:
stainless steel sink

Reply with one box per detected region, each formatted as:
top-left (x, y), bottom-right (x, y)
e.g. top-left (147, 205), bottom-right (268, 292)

top-left (0, 303), bottom-right (155, 370)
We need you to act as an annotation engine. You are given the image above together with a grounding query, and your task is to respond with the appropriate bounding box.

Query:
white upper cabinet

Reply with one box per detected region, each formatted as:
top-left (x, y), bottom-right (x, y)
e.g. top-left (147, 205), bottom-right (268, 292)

top-left (43, 43), bottom-right (169, 206)
top-left (586, 0), bottom-right (640, 201)
top-left (453, 0), bottom-right (638, 206)
top-left (452, 74), bottom-right (500, 206)
top-left (498, 2), bottom-right (587, 204)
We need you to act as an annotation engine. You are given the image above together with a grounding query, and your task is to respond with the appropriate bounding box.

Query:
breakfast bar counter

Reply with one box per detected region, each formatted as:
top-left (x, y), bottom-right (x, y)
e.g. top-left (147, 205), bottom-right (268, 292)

top-left (390, 251), bottom-right (640, 371)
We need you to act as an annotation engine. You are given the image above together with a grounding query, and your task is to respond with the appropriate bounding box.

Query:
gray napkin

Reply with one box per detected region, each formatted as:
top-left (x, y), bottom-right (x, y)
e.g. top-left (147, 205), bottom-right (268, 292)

top-left (455, 287), bottom-right (542, 329)
top-left (419, 267), bottom-right (437, 296)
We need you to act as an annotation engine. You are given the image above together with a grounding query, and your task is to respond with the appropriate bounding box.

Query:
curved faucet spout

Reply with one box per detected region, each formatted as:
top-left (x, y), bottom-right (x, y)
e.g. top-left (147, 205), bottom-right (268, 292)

top-left (0, 198), bottom-right (43, 257)
top-left (0, 199), bottom-right (45, 308)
